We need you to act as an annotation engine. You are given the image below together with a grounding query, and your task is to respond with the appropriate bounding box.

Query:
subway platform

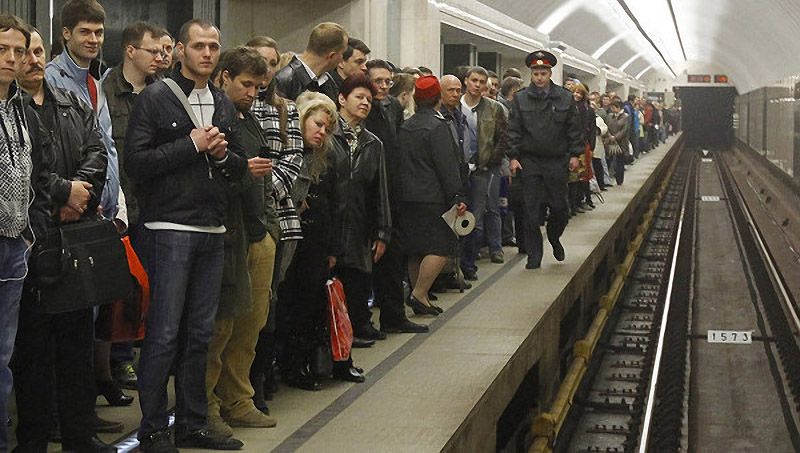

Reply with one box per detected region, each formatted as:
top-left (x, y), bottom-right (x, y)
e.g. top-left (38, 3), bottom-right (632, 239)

top-left (24, 136), bottom-right (680, 453)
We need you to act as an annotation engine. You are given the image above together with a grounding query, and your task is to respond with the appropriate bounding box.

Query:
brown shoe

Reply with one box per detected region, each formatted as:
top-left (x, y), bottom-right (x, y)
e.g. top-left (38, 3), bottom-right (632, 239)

top-left (225, 408), bottom-right (277, 428)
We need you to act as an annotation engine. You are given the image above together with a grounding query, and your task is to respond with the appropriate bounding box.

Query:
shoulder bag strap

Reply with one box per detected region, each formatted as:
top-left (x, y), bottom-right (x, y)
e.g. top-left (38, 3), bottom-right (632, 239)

top-left (163, 78), bottom-right (202, 129)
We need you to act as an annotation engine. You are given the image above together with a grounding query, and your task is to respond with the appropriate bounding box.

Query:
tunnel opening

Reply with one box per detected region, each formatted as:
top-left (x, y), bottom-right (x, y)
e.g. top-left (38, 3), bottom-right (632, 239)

top-left (674, 86), bottom-right (737, 148)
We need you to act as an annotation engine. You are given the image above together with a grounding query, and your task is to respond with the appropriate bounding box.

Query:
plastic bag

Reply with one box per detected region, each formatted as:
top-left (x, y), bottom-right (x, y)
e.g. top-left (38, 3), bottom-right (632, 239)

top-left (326, 278), bottom-right (353, 362)
top-left (95, 236), bottom-right (150, 342)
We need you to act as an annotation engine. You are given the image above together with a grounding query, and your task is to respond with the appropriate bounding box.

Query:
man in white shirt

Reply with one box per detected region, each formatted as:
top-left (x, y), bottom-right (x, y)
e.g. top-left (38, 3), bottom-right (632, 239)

top-left (124, 19), bottom-right (248, 453)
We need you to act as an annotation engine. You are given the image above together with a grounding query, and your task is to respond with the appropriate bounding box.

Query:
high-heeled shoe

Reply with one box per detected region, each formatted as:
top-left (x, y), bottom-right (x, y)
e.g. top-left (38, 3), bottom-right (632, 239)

top-left (97, 379), bottom-right (134, 406)
top-left (429, 302), bottom-right (444, 314)
top-left (407, 294), bottom-right (439, 316)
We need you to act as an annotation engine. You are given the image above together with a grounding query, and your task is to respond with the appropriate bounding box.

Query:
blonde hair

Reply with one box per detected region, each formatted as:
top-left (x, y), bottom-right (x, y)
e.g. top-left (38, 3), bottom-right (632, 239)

top-left (296, 91), bottom-right (339, 182)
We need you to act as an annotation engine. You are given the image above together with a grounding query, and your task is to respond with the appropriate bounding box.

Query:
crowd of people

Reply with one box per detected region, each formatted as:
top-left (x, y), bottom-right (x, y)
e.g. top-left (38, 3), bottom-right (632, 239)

top-left (0, 2), bottom-right (680, 452)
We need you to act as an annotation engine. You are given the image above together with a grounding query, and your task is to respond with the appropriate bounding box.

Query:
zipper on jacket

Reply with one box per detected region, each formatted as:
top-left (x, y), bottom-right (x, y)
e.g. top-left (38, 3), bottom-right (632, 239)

top-left (205, 154), bottom-right (213, 179)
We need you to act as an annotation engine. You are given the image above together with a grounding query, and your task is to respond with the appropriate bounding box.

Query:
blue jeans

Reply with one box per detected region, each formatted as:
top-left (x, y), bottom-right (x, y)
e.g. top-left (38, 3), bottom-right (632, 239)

top-left (462, 166), bottom-right (502, 274)
top-left (137, 230), bottom-right (224, 437)
top-left (0, 236), bottom-right (29, 452)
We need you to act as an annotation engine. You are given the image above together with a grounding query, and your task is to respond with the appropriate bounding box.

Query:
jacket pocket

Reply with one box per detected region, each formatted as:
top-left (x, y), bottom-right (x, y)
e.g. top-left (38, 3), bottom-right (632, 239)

top-left (552, 107), bottom-right (569, 123)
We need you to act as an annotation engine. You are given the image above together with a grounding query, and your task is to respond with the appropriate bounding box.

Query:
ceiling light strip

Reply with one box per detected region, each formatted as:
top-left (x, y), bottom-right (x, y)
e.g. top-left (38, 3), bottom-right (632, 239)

top-left (616, 0), bottom-right (678, 78)
top-left (667, 0), bottom-right (688, 61)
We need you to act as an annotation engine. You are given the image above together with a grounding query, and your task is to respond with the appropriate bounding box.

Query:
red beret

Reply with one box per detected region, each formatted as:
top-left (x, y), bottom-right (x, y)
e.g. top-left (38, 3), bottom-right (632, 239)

top-left (414, 75), bottom-right (440, 101)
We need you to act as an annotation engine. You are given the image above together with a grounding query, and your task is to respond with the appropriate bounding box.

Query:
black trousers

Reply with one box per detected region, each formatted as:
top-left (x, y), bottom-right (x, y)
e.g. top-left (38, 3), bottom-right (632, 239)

top-left (279, 237), bottom-right (329, 371)
top-left (509, 176), bottom-right (527, 253)
top-left (520, 171), bottom-right (569, 265)
top-left (592, 158), bottom-right (606, 190)
top-left (12, 289), bottom-right (95, 450)
top-left (373, 228), bottom-right (407, 328)
top-left (335, 266), bottom-right (372, 331)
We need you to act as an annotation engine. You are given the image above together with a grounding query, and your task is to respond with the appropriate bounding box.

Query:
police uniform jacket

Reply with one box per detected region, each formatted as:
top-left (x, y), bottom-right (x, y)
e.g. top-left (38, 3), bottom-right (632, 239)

top-left (506, 81), bottom-right (584, 166)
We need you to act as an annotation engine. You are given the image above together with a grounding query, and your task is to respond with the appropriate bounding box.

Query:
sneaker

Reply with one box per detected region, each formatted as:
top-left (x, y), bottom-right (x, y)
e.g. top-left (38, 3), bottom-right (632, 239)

top-left (354, 322), bottom-right (387, 341)
top-left (225, 409), bottom-right (277, 428)
top-left (208, 412), bottom-right (234, 437)
top-left (463, 270), bottom-right (478, 281)
top-left (175, 428), bottom-right (243, 450)
top-left (112, 362), bottom-right (138, 390)
top-left (490, 252), bottom-right (504, 264)
top-left (139, 430), bottom-right (178, 453)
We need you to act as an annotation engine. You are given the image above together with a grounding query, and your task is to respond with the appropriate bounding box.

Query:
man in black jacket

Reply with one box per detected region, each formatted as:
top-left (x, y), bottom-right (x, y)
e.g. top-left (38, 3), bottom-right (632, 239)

top-left (507, 50), bottom-right (583, 270)
top-left (125, 19), bottom-right (246, 453)
top-left (0, 16), bottom-right (51, 453)
top-left (364, 59), bottom-right (428, 334)
top-left (13, 25), bottom-right (117, 453)
top-left (274, 22), bottom-right (348, 102)
top-left (328, 37), bottom-right (369, 91)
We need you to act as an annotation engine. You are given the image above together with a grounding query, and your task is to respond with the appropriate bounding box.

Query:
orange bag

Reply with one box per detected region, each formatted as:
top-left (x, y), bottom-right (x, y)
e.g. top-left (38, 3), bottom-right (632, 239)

top-left (95, 236), bottom-right (150, 342)
top-left (326, 278), bottom-right (353, 362)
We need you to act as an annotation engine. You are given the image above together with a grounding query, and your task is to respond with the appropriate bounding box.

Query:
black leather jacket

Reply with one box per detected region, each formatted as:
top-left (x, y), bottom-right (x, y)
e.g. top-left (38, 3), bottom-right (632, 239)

top-left (331, 120), bottom-right (391, 273)
top-left (124, 66), bottom-right (247, 227)
top-left (275, 56), bottom-right (339, 102)
top-left (364, 96), bottom-right (404, 207)
top-left (397, 107), bottom-right (465, 207)
top-left (26, 82), bottom-right (107, 223)
top-left (507, 81), bottom-right (584, 160)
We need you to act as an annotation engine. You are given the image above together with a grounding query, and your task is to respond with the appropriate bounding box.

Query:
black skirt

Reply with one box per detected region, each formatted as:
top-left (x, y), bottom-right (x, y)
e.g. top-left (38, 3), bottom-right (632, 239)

top-left (398, 202), bottom-right (458, 257)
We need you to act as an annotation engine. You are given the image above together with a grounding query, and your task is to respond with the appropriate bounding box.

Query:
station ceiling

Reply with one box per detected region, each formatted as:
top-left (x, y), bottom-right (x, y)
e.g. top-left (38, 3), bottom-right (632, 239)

top-left (478, 0), bottom-right (800, 92)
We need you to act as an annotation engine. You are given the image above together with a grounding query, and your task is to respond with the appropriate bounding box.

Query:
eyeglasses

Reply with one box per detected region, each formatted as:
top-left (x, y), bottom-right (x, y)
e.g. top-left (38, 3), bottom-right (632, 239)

top-left (373, 78), bottom-right (394, 88)
top-left (132, 46), bottom-right (166, 58)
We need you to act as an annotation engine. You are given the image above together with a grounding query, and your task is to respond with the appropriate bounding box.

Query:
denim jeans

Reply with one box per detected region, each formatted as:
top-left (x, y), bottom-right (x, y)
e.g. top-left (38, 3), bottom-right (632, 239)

top-left (462, 166), bottom-right (502, 274)
top-left (137, 230), bottom-right (224, 438)
top-left (0, 236), bottom-right (28, 452)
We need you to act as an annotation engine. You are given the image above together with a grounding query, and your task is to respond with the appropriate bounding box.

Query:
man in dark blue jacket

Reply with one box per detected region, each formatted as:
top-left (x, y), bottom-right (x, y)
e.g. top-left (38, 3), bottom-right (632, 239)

top-left (507, 50), bottom-right (583, 270)
top-left (125, 19), bottom-right (246, 453)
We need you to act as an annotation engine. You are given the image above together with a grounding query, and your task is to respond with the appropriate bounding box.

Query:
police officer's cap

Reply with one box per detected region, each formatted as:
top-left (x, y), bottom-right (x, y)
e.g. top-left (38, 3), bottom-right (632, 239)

top-left (525, 50), bottom-right (557, 69)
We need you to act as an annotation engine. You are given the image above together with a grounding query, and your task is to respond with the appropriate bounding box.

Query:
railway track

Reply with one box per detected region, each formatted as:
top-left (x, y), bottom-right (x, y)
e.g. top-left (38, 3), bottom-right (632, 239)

top-left (552, 147), bottom-right (800, 452)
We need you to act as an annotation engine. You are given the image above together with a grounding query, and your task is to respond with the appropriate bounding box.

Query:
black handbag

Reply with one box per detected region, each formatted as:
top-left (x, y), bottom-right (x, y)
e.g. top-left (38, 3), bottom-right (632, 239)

top-left (310, 343), bottom-right (334, 378)
top-left (30, 218), bottom-right (134, 314)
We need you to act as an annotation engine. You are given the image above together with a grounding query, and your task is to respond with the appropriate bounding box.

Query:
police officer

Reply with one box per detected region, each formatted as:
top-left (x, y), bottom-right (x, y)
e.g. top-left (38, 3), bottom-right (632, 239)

top-left (507, 50), bottom-right (583, 269)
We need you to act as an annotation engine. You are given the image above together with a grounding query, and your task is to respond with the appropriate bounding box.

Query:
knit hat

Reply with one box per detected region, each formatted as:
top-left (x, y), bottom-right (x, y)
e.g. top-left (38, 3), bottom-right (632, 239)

top-left (414, 75), bottom-right (440, 100)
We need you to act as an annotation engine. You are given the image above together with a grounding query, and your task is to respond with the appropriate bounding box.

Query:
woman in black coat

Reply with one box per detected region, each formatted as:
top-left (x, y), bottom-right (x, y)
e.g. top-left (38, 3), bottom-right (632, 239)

top-left (330, 74), bottom-right (391, 345)
top-left (397, 76), bottom-right (467, 316)
top-left (279, 92), bottom-right (347, 390)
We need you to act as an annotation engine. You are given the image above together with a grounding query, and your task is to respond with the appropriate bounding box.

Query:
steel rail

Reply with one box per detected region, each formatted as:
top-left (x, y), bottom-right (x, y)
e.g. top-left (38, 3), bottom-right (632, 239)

top-left (637, 154), bottom-right (694, 452)
top-left (723, 158), bottom-right (800, 340)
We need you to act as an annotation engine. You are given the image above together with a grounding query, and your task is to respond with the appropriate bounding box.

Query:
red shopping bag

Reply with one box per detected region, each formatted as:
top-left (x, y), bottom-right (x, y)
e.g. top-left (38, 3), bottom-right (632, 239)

top-left (326, 278), bottom-right (353, 362)
top-left (95, 236), bottom-right (150, 342)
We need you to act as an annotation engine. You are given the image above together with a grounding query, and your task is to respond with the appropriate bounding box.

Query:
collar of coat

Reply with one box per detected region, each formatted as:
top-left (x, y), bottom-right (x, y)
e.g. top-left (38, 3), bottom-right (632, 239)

top-left (166, 62), bottom-right (218, 97)
top-left (50, 49), bottom-right (108, 82)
